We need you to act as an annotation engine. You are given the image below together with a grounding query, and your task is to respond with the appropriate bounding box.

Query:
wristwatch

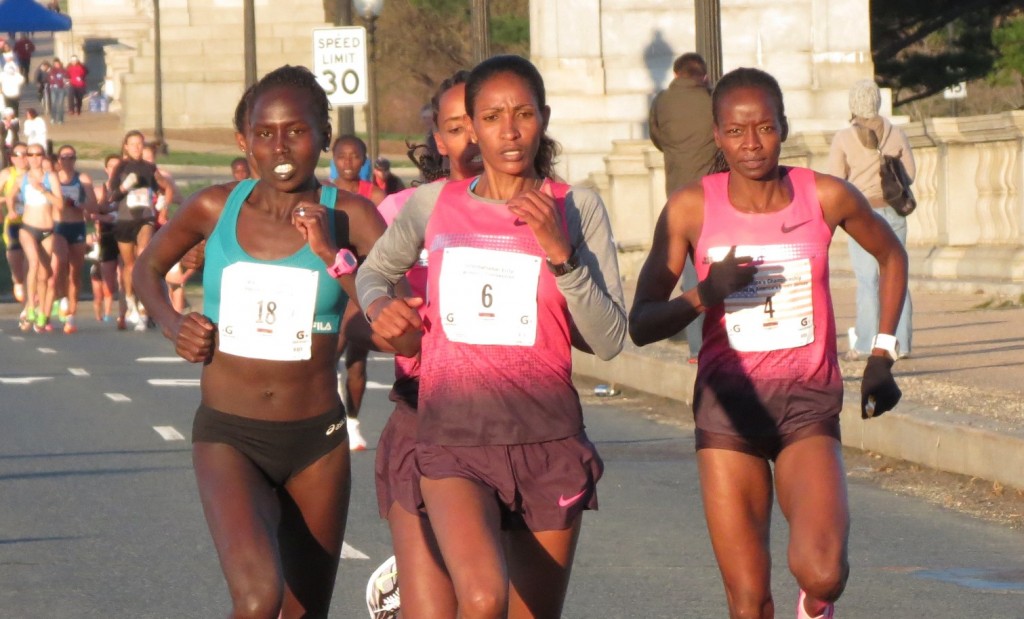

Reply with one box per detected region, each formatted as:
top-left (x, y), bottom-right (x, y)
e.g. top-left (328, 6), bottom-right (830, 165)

top-left (545, 249), bottom-right (579, 277)
top-left (327, 248), bottom-right (358, 278)
top-left (871, 334), bottom-right (900, 360)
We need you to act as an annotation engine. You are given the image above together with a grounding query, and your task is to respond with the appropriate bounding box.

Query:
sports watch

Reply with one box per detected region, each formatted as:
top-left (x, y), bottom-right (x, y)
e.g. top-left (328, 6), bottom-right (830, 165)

top-left (327, 248), bottom-right (358, 278)
top-left (545, 249), bottom-right (579, 277)
top-left (871, 333), bottom-right (900, 360)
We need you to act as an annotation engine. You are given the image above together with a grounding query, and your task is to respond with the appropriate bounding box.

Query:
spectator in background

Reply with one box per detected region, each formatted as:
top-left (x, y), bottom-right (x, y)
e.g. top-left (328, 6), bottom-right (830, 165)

top-left (34, 61), bottom-right (50, 115)
top-left (22, 108), bottom-right (46, 151)
top-left (828, 79), bottom-right (915, 360)
top-left (0, 62), bottom-right (25, 116)
top-left (2, 107), bottom-right (18, 158)
top-left (229, 156), bottom-right (251, 181)
top-left (648, 52), bottom-right (718, 363)
top-left (0, 41), bottom-right (13, 68)
top-left (372, 156), bottom-right (404, 196)
top-left (47, 59), bottom-right (69, 125)
top-left (66, 56), bottom-right (88, 116)
top-left (14, 34), bottom-right (34, 80)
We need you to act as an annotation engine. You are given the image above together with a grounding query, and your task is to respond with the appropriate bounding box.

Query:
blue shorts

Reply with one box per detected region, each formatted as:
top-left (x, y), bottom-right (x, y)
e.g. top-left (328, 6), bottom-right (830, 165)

top-left (55, 221), bottom-right (87, 245)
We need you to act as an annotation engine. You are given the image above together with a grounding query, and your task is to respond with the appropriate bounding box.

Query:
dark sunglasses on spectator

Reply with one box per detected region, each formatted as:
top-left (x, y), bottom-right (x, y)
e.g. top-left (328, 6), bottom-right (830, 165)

top-left (27, 153), bottom-right (45, 158)
top-left (12, 151), bottom-right (26, 157)
top-left (59, 154), bottom-right (76, 160)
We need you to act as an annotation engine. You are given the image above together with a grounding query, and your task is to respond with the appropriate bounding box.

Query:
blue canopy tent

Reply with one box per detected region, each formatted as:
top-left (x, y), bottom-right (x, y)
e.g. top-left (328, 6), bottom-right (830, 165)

top-left (0, 0), bottom-right (72, 32)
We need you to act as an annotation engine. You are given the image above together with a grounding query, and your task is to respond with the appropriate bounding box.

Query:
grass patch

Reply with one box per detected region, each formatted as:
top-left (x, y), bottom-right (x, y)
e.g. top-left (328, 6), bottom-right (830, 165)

top-left (971, 295), bottom-right (1024, 310)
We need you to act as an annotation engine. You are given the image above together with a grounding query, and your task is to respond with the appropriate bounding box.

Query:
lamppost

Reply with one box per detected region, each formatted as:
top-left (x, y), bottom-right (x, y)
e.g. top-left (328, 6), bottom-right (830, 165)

top-left (244, 0), bottom-right (257, 88)
top-left (334, 0), bottom-right (355, 136)
top-left (353, 0), bottom-right (383, 165)
top-left (153, 0), bottom-right (167, 153)
top-left (694, 0), bottom-right (723, 83)
top-left (471, 0), bottom-right (490, 64)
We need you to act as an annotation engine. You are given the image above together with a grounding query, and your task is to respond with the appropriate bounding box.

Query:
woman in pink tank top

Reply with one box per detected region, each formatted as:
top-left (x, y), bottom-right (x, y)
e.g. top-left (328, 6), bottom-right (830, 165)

top-left (630, 68), bottom-right (908, 619)
top-left (358, 55), bottom-right (626, 618)
top-left (367, 69), bottom-right (483, 619)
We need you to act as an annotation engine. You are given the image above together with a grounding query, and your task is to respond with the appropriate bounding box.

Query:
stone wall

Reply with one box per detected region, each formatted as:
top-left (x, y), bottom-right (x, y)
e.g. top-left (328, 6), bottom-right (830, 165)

top-left (591, 111), bottom-right (1024, 289)
top-left (532, 0), bottom-right (874, 184)
top-left (57, 0), bottom-right (353, 132)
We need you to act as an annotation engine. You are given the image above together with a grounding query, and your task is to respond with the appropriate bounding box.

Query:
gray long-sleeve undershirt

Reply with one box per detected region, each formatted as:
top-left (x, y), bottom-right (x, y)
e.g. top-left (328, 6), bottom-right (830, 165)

top-left (356, 181), bottom-right (626, 360)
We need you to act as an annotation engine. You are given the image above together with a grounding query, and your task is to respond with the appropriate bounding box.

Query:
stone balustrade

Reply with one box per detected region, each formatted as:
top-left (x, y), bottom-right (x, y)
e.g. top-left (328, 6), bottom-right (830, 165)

top-left (591, 111), bottom-right (1024, 291)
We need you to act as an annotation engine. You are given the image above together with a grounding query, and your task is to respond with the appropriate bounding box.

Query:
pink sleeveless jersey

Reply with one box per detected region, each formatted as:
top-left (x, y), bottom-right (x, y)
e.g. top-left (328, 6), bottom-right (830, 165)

top-left (693, 168), bottom-right (842, 436)
top-left (418, 178), bottom-right (582, 446)
top-left (378, 186), bottom-right (428, 406)
top-left (358, 180), bottom-right (374, 199)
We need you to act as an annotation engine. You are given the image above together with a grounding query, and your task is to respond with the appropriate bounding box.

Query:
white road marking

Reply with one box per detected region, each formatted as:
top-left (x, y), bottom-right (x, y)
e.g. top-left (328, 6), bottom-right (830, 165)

top-left (148, 378), bottom-right (200, 387)
top-left (0, 376), bottom-right (53, 385)
top-left (153, 426), bottom-right (186, 441)
top-left (105, 393), bottom-right (131, 402)
top-left (341, 542), bottom-right (369, 560)
top-left (10, 336), bottom-right (25, 342)
top-left (37, 347), bottom-right (57, 354)
top-left (68, 368), bottom-right (90, 377)
top-left (137, 357), bottom-right (185, 363)
top-left (366, 380), bottom-right (392, 390)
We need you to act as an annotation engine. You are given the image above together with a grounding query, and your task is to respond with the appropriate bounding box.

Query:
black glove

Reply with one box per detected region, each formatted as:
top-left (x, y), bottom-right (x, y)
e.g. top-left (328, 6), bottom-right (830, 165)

top-left (696, 246), bottom-right (757, 308)
top-left (861, 355), bottom-right (902, 419)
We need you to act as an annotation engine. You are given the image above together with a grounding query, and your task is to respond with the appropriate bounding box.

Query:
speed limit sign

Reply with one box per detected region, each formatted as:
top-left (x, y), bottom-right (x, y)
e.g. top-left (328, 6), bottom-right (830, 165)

top-left (313, 27), bottom-right (368, 106)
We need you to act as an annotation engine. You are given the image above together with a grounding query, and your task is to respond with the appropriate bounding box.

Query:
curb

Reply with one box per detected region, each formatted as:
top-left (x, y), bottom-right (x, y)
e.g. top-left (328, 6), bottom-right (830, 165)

top-left (572, 346), bottom-right (1024, 491)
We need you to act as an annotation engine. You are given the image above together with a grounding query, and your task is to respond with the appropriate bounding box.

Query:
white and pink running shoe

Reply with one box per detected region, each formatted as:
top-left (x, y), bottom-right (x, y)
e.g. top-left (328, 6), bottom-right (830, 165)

top-left (797, 589), bottom-right (834, 619)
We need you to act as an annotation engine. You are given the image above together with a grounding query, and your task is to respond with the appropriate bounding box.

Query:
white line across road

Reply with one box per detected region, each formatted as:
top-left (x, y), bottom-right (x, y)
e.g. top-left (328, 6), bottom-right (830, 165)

top-left (68, 368), bottom-right (89, 377)
top-left (366, 380), bottom-right (392, 390)
top-left (153, 426), bottom-right (186, 441)
top-left (137, 357), bottom-right (185, 363)
top-left (0, 376), bottom-right (53, 385)
top-left (148, 379), bottom-right (200, 387)
top-left (37, 347), bottom-right (56, 354)
top-left (341, 542), bottom-right (369, 560)
top-left (105, 393), bottom-right (131, 402)
top-left (10, 335), bottom-right (24, 342)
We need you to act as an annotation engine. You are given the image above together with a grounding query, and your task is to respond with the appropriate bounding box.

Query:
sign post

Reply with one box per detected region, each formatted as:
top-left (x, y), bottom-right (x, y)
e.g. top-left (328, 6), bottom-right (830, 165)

top-left (943, 81), bottom-right (967, 117)
top-left (313, 27), bottom-right (368, 107)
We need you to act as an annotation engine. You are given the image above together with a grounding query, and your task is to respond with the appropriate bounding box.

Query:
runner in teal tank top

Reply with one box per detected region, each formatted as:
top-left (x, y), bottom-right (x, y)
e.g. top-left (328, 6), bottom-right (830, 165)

top-left (132, 65), bottom-right (393, 619)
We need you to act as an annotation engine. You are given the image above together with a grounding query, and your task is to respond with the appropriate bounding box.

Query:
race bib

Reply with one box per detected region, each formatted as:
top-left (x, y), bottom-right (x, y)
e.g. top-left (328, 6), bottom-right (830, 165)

top-left (438, 247), bottom-right (541, 346)
top-left (61, 184), bottom-right (82, 209)
top-left (218, 262), bottom-right (318, 361)
top-left (708, 245), bottom-right (814, 352)
top-left (126, 187), bottom-right (152, 208)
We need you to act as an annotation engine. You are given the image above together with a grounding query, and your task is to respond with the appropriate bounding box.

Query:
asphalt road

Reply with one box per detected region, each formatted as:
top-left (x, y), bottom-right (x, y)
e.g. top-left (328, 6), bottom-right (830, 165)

top-left (1, 319), bottom-right (1023, 618)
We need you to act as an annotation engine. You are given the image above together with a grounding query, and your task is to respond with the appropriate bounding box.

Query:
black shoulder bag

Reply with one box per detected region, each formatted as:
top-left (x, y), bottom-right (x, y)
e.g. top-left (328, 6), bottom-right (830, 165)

top-left (877, 133), bottom-right (916, 216)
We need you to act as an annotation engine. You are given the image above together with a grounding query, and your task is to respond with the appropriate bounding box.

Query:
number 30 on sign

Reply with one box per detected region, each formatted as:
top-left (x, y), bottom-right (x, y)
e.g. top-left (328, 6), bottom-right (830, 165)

top-left (312, 27), bottom-right (368, 106)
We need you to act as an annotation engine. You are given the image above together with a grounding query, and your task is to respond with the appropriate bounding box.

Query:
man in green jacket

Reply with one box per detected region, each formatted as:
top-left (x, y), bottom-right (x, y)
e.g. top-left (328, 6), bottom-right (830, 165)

top-left (648, 52), bottom-right (717, 361)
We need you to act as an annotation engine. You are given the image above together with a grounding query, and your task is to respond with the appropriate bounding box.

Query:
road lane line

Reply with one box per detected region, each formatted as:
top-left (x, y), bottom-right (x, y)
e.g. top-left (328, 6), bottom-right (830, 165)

top-left (137, 357), bottom-right (185, 363)
top-left (68, 368), bottom-right (90, 377)
top-left (105, 393), bottom-right (131, 402)
top-left (148, 378), bottom-right (200, 387)
top-left (341, 542), bottom-right (369, 560)
top-left (37, 347), bottom-right (57, 354)
top-left (367, 380), bottom-right (392, 390)
top-left (153, 426), bottom-right (186, 441)
top-left (10, 336), bottom-right (25, 341)
top-left (0, 376), bottom-right (53, 384)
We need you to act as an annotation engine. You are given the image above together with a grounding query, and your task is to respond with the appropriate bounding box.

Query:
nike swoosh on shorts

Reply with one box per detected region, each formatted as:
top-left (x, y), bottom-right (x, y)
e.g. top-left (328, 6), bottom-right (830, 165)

top-left (558, 489), bottom-right (587, 508)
